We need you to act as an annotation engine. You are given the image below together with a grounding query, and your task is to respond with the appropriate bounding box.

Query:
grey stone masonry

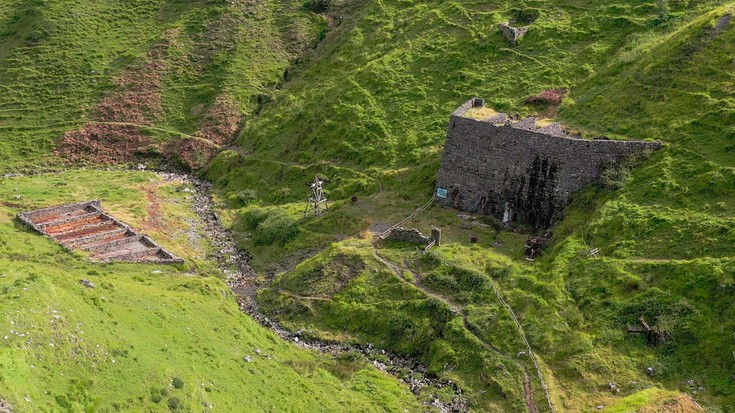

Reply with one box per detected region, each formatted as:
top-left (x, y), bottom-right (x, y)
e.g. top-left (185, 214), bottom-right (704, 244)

top-left (436, 98), bottom-right (662, 228)
top-left (381, 226), bottom-right (442, 246)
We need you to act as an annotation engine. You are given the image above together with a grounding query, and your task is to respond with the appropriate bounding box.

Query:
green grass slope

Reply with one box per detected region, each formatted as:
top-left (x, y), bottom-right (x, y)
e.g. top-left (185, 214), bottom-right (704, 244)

top-left (201, 0), bottom-right (735, 411)
top-left (204, 0), bottom-right (727, 268)
top-left (2, 0), bottom-right (735, 411)
top-left (0, 171), bottom-right (425, 412)
top-left (0, 0), bottom-right (322, 168)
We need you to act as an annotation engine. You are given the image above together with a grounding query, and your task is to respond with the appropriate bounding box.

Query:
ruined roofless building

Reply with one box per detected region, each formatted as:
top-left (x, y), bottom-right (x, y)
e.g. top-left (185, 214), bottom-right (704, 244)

top-left (435, 98), bottom-right (661, 228)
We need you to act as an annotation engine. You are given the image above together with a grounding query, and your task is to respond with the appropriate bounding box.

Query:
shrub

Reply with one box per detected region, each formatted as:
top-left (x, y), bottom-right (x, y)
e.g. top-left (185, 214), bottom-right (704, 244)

top-left (599, 161), bottom-right (629, 190)
top-left (657, 0), bottom-right (670, 21)
top-left (232, 189), bottom-right (257, 206)
top-left (326, 351), bottom-right (363, 380)
top-left (512, 8), bottom-right (541, 24)
top-left (599, 150), bottom-right (652, 190)
top-left (252, 210), bottom-right (299, 245)
top-left (305, 0), bottom-right (335, 13)
top-left (525, 88), bottom-right (567, 106)
top-left (452, 267), bottom-right (488, 292)
top-left (171, 377), bottom-right (184, 389)
top-left (241, 208), bottom-right (271, 230)
top-left (167, 397), bottom-right (180, 410)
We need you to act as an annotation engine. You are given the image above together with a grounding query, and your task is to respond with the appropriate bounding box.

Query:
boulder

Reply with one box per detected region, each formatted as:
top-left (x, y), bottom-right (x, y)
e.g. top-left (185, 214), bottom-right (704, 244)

top-left (498, 22), bottom-right (529, 44)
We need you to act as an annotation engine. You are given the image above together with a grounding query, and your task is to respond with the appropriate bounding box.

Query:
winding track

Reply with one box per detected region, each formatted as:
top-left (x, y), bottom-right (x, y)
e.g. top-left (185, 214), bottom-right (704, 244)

top-left (372, 248), bottom-right (543, 413)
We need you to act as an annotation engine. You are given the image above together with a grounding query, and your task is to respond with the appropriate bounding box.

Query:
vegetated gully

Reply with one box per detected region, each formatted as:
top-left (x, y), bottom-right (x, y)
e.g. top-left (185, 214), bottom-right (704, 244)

top-left (173, 172), bottom-right (468, 413)
top-left (2, 162), bottom-right (466, 411)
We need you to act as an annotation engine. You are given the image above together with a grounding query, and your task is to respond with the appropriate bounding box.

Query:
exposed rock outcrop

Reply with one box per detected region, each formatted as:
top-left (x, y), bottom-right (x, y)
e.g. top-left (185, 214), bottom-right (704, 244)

top-left (498, 22), bottom-right (529, 44)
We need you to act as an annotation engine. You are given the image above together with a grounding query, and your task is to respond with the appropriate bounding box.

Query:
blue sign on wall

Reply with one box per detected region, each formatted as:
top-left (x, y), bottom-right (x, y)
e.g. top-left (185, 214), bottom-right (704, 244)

top-left (436, 187), bottom-right (448, 198)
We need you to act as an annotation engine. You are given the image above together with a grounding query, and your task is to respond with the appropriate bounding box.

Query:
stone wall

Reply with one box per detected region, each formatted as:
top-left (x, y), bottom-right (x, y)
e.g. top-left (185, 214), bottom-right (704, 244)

top-left (385, 227), bottom-right (431, 245)
top-left (436, 98), bottom-right (662, 228)
top-left (380, 226), bottom-right (441, 246)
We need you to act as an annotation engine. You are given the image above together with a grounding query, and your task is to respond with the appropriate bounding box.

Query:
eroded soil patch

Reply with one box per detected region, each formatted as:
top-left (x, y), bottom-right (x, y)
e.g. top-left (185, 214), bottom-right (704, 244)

top-left (55, 30), bottom-right (177, 164)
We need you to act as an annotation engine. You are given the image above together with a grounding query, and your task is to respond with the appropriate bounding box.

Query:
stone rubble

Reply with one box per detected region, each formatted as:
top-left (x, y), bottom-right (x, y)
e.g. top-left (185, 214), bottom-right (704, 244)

top-left (79, 279), bottom-right (96, 289)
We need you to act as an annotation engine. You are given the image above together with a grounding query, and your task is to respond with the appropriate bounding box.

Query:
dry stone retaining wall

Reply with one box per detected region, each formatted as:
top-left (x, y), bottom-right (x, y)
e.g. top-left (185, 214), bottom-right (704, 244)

top-left (436, 98), bottom-right (662, 228)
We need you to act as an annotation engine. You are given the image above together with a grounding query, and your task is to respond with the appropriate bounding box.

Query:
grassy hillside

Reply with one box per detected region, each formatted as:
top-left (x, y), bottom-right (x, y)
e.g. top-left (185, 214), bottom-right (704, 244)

top-left (0, 0), bottom-right (322, 168)
top-left (0, 171), bottom-right (425, 412)
top-left (1, 0), bottom-right (735, 412)
top-left (200, 0), bottom-right (735, 412)
top-left (204, 0), bottom-right (729, 268)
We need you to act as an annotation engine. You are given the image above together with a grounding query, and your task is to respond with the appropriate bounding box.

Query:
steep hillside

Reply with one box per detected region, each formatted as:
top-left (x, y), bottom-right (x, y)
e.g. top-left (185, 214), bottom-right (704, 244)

top-left (0, 0), bottom-right (322, 168)
top-left (202, 0), bottom-right (735, 412)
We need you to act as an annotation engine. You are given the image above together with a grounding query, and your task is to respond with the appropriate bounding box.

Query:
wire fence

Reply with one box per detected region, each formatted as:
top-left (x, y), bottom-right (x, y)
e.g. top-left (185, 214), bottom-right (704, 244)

top-left (378, 197), bottom-right (435, 240)
top-left (491, 281), bottom-right (556, 413)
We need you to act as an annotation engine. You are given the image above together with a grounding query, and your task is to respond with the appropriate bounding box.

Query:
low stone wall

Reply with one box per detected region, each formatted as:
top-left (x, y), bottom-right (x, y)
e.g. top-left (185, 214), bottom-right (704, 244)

top-left (385, 227), bottom-right (431, 245)
top-left (381, 226), bottom-right (441, 247)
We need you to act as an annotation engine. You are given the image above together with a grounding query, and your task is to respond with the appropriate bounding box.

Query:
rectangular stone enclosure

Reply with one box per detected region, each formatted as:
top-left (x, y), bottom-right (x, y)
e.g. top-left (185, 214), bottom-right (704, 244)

top-left (436, 98), bottom-right (662, 228)
top-left (18, 200), bottom-right (183, 264)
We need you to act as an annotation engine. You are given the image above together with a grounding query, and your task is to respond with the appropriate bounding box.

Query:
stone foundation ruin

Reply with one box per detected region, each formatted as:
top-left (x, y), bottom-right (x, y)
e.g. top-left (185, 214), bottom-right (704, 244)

top-left (436, 98), bottom-right (662, 228)
top-left (380, 226), bottom-right (441, 247)
top-left (19, 200), bottom-right (183, 264)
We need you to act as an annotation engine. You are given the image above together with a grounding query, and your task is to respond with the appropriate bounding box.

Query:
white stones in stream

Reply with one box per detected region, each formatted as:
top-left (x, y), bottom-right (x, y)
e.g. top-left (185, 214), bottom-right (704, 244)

top-left (179, 171), bottom-right (469, 413)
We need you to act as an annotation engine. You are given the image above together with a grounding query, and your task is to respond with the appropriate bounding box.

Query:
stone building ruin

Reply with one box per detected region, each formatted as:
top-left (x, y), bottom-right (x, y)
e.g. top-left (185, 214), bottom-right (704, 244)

top-left (435, 98), bottom-right (661, 228)
top-left (19, 200), bottom-right (182, 264)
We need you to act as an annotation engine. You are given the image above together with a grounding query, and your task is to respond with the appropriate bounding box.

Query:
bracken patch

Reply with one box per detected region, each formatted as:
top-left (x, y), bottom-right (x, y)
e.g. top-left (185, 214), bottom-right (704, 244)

top-left (524, 88), bottom-right (567, 106)
top-left (55, 30), bottom-right (176, 164)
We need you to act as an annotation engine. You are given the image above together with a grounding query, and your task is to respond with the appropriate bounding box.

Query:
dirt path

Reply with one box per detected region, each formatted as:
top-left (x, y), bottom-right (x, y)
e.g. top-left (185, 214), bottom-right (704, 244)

top-left (372, 249), bottom-right (461, 314)
top-left (142, 183), bottom-right (165, 229)
top-left (89, 121), bottom-right (222, 148)
top-left (524, 372), bottom-right (539, 413)
top-left (372, 248), bottom-right (508, 357)
top-left (278, 290), bottom-right (332, 302)
top-left (224, 146), bottom-right (385, 193)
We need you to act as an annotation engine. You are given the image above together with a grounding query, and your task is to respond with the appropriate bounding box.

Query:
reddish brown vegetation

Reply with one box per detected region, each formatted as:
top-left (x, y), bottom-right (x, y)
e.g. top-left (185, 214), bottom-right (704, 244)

top-left (525, 88), bottom-right (567, 106)
top-left (55, 32), bottom-right (175, 164)
top-left (165, 96), bottom-right (241, 170)
top-left (55, 25), bottom-right (243, 170)
top-left (199, 96), bottom-right (241, 145)
top-left (164, 138), bottom-right (219, 171)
